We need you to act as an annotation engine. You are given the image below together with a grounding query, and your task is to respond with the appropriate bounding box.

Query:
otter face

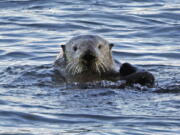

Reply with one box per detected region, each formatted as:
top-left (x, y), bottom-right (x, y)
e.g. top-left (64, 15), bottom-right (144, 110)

top-left (63, 35), bottom-right (114, 75)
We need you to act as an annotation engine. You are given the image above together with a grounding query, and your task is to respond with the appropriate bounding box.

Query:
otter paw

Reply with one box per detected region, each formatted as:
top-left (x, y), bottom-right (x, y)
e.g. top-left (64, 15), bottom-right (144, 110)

top-left (120, 63), bottom-right (137, 76)
top-left (125, 71), bottom-right (155, 87)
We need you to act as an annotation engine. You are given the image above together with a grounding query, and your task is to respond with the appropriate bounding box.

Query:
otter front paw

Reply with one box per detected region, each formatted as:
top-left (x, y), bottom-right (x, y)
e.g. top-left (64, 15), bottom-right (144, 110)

top-left (120, 63), bottom-right (137, 76)
top-left (124, 71), bottom-right (155, 87)
top-left (119, 63), bottom-right (155, 87)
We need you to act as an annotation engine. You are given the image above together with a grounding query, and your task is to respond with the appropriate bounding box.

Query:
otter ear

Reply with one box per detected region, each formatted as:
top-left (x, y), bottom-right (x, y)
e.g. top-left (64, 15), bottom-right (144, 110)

top-left (61, 44), bottom-right (65, 52)
top-left (61, 44), bottom-right (66, 60)
top-left (109, 43), bottom-right (114, 49)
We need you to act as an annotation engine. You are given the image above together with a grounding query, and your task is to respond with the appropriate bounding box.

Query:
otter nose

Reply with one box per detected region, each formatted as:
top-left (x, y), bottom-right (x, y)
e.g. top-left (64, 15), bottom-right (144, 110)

top-left (82, 50), bottom-right (96, 61)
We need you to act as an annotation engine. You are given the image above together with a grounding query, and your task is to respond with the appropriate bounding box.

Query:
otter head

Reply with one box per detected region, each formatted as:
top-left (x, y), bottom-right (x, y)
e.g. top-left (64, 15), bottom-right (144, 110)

top-left (62, 35), bottom-right (114, 76)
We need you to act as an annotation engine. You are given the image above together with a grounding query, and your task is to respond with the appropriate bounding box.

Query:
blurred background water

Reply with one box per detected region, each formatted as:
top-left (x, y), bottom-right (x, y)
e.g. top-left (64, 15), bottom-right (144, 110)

top-left (0, 0), bottom-right (180, 134)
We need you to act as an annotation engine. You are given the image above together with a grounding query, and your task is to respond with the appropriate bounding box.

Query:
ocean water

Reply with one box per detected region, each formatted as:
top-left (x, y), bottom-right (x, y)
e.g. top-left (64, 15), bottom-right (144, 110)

top-left (0, 0), bottom-right (180, 135)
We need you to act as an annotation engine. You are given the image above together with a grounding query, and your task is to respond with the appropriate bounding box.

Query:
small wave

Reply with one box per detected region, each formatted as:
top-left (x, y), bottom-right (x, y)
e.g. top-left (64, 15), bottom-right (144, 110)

top-left (154, 84), bottom-right (180, 93)
top-left (0, 110), bottom-right (95, 124)
top-left (0, 0), bottom-right (47, 9)
top-left (0, 64), bottom-right (54, 88)
top-left (0, 51), bottom-right (34, 59)
top-left (17, 23), bottom-right (91, 32)
top-left (114, 51), bottom-right (180, 59)
top-left (0, 38), bottom-right (22, 43)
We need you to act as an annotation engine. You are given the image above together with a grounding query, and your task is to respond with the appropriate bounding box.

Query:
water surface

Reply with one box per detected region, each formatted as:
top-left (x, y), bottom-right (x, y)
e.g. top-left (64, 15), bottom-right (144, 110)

top-left (0, 0), bottom-right (180, 134)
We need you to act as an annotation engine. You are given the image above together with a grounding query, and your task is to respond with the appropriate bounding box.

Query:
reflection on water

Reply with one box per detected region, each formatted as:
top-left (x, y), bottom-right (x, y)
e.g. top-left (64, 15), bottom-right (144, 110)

top-left (0, 0), bottom-right (180, 135)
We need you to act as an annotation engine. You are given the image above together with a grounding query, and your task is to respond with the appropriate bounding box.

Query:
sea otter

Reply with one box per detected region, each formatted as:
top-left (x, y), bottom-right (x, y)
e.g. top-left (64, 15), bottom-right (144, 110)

top-left (54, 35), bottom-right (154, 87)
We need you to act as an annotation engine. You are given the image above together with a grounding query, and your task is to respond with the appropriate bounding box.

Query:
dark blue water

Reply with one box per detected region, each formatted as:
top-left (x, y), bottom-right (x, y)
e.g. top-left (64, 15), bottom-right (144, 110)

top-left (0, 0), bottom-right (180, 134)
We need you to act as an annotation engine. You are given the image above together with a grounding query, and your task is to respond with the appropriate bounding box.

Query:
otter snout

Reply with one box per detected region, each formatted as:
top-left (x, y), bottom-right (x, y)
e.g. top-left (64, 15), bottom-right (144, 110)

top-left (81, 50), bottom-right (96, 63)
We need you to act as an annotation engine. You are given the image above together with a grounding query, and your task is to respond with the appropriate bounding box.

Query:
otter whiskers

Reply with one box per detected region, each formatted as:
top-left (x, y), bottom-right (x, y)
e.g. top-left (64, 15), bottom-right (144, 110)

top-left (66, 62), bottom-right (75, 73)
top-left (66, 58), bottom-right (109, 76)
top-left (66, 60), bottom-right (84, 76)
top-left (95, 62), bottom-right (101, 75)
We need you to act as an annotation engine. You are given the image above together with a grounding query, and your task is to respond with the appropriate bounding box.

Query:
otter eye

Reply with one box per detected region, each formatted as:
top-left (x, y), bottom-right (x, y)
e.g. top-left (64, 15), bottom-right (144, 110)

top-left (73, 46), bottom-right (77, 51)
top-left (98, 44), bottom-right (102, 49)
